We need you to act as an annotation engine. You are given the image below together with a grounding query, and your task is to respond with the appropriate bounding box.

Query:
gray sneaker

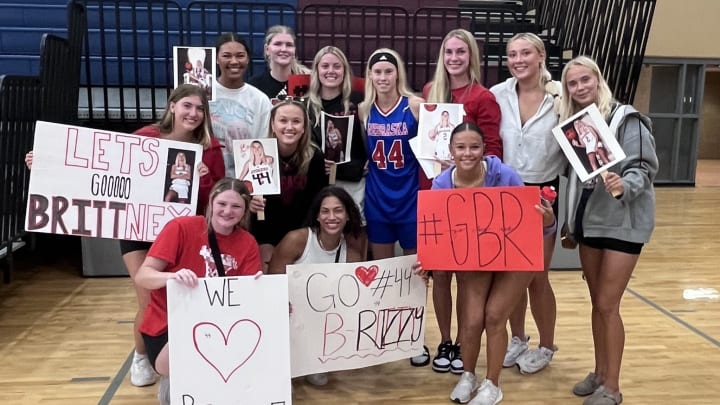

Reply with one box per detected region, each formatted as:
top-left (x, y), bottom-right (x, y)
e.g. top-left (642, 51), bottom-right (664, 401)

top-left (582, 386), bottom-right (623, 405)
top-left (157, 376), bottom-right (170, 405)
top-left (517, 346), bottom-right (556, 374)
top-left (410, 345), bottom-right (430, 367)
top-left (573, 372), bottom-right (602, 396)
top-left (450, 371), bottom-right (478, 403)
top-left (502, 335), bottom-right (529, 367)
top-left (305, 373), bottom-right (329, 386)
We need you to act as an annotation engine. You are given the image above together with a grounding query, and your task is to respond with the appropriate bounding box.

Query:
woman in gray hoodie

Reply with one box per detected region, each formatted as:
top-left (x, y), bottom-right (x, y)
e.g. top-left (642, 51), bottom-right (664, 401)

top-left (560, 56), bottom-right (659, 405)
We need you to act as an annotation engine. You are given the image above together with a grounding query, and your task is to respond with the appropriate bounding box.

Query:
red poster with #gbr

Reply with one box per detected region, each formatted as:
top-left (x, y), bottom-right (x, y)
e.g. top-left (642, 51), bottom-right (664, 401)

top-left (417, 186), bottom-right (544, 271)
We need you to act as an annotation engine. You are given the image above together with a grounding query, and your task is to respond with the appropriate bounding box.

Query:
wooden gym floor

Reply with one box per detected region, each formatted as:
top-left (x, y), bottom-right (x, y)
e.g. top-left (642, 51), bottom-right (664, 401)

top-left (1, 161), bottom-right (718, 404)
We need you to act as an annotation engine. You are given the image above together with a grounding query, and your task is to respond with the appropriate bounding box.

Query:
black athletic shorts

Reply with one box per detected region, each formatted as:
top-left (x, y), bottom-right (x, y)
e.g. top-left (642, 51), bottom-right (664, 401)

top-left (141, 331), bottom-right (168, 372)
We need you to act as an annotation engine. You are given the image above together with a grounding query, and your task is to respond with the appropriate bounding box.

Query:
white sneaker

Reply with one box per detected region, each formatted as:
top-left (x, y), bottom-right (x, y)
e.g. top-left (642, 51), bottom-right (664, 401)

top-left (450, 344), bottom-right (464, 374)
top-left (157, 376), bottom-right (170, 405)
top-left (131, 353), bottom-right (158, 387)
top-left (502, 336), bottom-right (529, 368)
top-left (305, 373), bottom-right (329, 386)
top-left (517, 346), bottom-right (556, 374)
top-left (469, 379), bottom-right (503, 405)
top-left (450, 371), bottom-right (478, 403)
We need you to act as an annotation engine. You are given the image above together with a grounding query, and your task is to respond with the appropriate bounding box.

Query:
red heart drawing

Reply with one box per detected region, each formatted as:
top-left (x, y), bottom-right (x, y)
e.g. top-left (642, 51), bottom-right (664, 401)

top-left (355, 265), bottom-right (379, 287)
top-left (424, 103), bottom-right (438, 112)
top-left (193, 319), bottom-right (261, 383)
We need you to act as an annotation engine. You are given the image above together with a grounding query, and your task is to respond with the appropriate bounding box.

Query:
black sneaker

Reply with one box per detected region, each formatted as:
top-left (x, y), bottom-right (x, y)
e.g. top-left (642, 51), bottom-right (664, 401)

top-left (450, 343), bottom-right (464, 374)
top-left (410, 345), bottom-right (430, 367)
top-left (432, 341), bottom-right (453, 373)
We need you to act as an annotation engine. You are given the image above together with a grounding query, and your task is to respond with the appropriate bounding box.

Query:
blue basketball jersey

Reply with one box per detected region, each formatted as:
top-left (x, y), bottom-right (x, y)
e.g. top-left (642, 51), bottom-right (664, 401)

top-left (365, 96), bottom-right (419, 224)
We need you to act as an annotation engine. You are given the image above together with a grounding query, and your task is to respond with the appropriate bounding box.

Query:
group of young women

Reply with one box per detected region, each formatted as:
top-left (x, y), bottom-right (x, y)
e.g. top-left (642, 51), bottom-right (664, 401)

top-left (24, 23), bottom-right (657, 405)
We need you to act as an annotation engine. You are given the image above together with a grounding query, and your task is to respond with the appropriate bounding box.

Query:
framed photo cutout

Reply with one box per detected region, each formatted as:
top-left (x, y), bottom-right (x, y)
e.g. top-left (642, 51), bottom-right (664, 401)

top-left (417, 103), bottom-right (465, 160)
top-left (321, 112), bottom-right (353, 164)
top-left (232, 138), bottom-right (281, 196)
top-left (163, 148), bottom-right (197, 205)
top-left (552, 104), bottom-right (626, 183)
top-left (173, 46), bottom-right (217, 101)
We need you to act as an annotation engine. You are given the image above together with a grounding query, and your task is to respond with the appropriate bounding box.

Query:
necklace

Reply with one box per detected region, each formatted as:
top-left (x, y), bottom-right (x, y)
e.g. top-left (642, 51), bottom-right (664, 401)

top-left (452, 162), bottom-right (487, 188)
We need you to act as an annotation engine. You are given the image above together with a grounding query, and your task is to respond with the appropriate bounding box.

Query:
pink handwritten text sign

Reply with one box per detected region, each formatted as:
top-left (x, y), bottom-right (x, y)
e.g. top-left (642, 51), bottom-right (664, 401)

top-left (25, 121), bottom-right (202, 241)
top-left (417, 186), bottom-right (544, 271)
top-left (287, 255), bottom-right (426, 377)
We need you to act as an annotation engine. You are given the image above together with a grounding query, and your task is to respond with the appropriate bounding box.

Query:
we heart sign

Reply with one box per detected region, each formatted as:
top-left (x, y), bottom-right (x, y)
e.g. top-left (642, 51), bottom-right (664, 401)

top-left (287, 255), bottom-right (427, 378)
top-left (167, 275), bottom-right (291, 404)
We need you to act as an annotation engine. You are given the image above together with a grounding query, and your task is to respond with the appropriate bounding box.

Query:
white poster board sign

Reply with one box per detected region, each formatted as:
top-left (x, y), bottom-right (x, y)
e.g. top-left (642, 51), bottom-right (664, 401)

top-left (287, 255), bottom-right (427, 377)
top-left (26, 121), bottom-right (201, 241)
top-left (417, 103), bottom-right (465, 160)
top-left (173, 46), bottom-right (217, 101)
top-left (167, 275), bottom-right (292, 405)
top-left (551, 104), bottom-right (626, 182)
top-left (232, 138), bottom-right (281, 195)
top-left (409, 136), bottom-right (440, 179)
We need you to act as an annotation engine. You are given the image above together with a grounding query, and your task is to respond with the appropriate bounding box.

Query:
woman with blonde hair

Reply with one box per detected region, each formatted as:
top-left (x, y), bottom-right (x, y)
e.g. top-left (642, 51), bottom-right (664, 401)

top-left (136, 178), bottom-right (263, 404)
top-left (248, 100), bottom-right (328, 267)
top-left (423, 29), bottom-right (502, 160)
top-left (306, 46), bottom-right (367, 225)
top-left (123, 84), bottom-right (225, 388)
top-left (561, 55), bottom-right (658, 405)
top-left (420, 27), bottom-right (502, 375)
top-left (358, 48), bottom-right (423, 260)
top-left (24, 84), bottom-right (225, 389)
top-left (249, 25), bottom-right (310, 100)
top-left (490, 32), bottom-right (566, 375)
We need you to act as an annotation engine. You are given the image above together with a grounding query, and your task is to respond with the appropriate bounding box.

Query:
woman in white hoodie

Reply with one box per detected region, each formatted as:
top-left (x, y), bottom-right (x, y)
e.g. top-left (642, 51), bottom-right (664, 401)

top-left (490, 32), bottom-right (565, 375)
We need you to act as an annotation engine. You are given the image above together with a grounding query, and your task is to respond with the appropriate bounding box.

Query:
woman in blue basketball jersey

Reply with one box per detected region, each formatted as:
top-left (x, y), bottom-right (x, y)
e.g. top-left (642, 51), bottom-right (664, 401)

top-left (358, 48), bottom-right (424, 260)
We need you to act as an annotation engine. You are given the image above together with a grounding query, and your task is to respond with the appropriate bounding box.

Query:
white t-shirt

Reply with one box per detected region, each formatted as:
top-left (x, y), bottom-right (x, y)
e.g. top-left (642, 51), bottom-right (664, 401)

top-left (490, 77), bottom-right (565, 183)
top-left (210, 82), bottom-right (272, 177)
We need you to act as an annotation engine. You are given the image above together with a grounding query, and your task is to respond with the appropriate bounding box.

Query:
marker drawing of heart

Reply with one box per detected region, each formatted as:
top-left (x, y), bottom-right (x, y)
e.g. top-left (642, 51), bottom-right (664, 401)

top-left (193, 319), bottom-right (262, 383)
top-left (355, 265), bottom-right (379, 287)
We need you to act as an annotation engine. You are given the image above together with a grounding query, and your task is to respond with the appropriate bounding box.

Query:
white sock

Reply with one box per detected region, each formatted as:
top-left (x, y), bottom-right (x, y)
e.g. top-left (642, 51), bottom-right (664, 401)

top-left (134, 351), bottom-right (147, 361)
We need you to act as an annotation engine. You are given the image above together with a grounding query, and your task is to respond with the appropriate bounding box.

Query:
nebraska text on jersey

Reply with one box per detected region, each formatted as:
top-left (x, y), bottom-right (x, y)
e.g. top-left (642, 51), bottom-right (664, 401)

top-left (366, 122), bottom-right (409, 136)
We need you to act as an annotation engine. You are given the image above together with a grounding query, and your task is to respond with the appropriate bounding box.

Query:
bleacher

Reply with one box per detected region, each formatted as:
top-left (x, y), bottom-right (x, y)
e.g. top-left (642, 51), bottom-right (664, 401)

top-left (0, 0), bottom-right (657, 282)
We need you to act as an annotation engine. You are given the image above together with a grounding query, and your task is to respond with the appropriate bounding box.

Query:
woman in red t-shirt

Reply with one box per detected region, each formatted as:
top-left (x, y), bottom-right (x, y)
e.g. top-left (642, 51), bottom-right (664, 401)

top-left (135, 178), bottom-right (262, 403)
